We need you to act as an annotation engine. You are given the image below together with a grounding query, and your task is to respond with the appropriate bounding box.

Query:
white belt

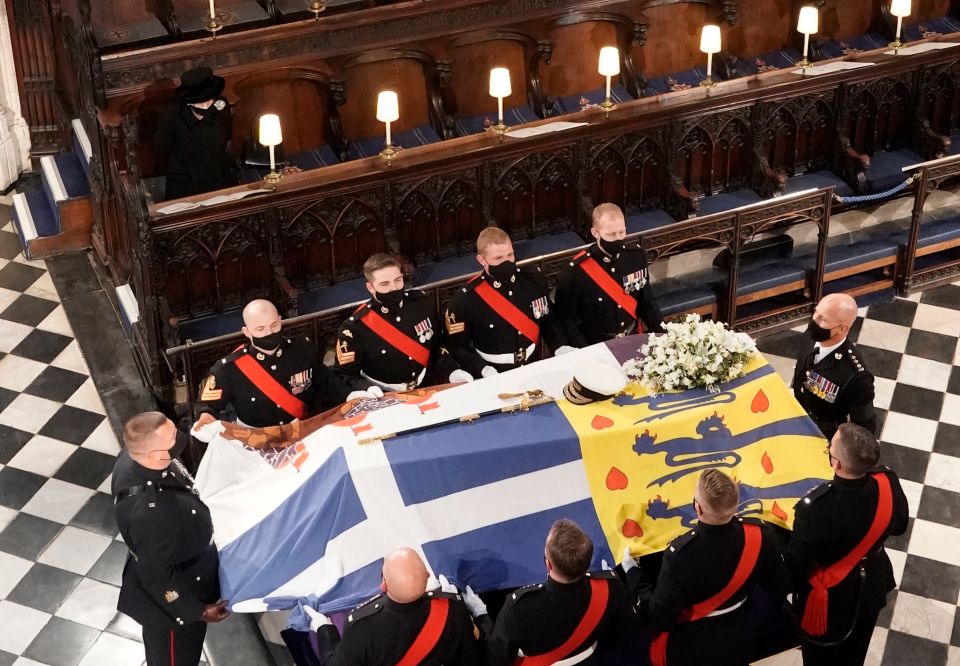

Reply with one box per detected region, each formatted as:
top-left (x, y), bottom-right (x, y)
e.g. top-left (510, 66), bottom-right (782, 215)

top-left (360, 368), bottom-right (426, 392)
top-left (476, 343), bottom-right (536, 365)
top-left (517, 641), bottom-right (596, 665)
top-left (705, 596), bottom-right (747, 618)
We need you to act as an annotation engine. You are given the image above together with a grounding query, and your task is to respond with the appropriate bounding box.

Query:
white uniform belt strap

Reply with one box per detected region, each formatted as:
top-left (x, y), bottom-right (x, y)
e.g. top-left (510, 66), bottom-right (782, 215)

top-left (476, 343), bottom-right (536, 365)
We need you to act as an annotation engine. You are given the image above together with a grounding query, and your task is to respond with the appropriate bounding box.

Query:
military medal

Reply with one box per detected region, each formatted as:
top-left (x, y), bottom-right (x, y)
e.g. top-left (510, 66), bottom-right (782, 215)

top-left (414, 317), bottom-right (434, 343)
top-left (531, 296), bottom-right (549, 319)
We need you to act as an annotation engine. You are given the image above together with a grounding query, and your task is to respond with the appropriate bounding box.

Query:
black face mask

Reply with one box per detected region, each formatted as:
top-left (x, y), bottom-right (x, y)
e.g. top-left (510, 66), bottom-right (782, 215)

top-left (251, 330), bottom-right (283, 351)
top-left (190, 104), bottom-right (217, 120)
top-left (376, 289), bottom-right (404, 308)
top-left (806, 320), bottom-right (833, 342)
top-left (488, 261), bottom-right (517, 282)
top-left (598, 237), bottom-right (625, 255)
top-left (172, 431), bottom-right (189, 459)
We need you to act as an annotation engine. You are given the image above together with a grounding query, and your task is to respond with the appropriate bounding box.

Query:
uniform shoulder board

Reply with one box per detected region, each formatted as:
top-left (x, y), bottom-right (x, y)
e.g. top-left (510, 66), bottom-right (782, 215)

top-left (219, 348), bottom-right (246, 366)
top-left (409, 289), bottom-right (428, 299)
top-left (800, 481), bottom-right (833, 506)
top-left (668, 529), bottom-right (698, 554)
top-left (347, 593), bottom-right (385, 624)
top-left (425, 589), bottom-right (463, 603)
top-left (738, 516), bottom-right (767, 527)
top-left (571, 250), bottom-right (589, 264)
top-left (584, 570), bottom-right (618, 580)
top-left (509, 582), bottom-right (545, 603)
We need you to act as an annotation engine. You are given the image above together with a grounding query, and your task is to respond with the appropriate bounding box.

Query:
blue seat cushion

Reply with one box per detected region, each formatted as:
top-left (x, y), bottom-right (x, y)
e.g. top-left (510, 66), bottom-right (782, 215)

top-left (794, 239), bottom-right (899, 275)
top-left (556, 85), bottom-right (633, 114)
top-left (412, 255), bottom-right (480, 286)
top-left (299, 278), bottom-right (369, 314)
top-left (454, 105), bottom-right (541, 136)
top-left (784, 170), bottom-right (853, 198)
top-left (349, 124), bottom-right (442, 160)
top-left (723, 260), bottom-right (807, 297)
top-left (513, 232), bottom-right (585, 260)
top-left (241, 144), bottom-right (340, 182)
top-left (820, 32), bottom-right (888, 58)
top-left (652, 273), bottom-right (718, 315)
top-left (903, 14), bottom-right (960, 41)
top-left (53, 153), bottom-right (90, 198)
top-left (734, 47), bottom-right (803, 76)
top-left (866, 148), bottom-right (924, 193)
top-left (918, 216), bottom-right (960, 248)
top-left (697, 188), bottom-right (763, 216)
top-left (626, 208), bottom-right (677, 234)
top-left (949, 132), bottom-right (960, 155)
top-left (644, 67), bottom-right (709, 96)
top-left (178, 310), bottom-right (246, 343)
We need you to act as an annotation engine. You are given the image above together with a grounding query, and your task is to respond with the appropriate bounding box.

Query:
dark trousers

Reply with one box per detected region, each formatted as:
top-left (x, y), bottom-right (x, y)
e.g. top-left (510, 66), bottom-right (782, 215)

top-left (800, 610), bottom-right (879, 666)
top-left (143, 622), bottom-right (207, 666)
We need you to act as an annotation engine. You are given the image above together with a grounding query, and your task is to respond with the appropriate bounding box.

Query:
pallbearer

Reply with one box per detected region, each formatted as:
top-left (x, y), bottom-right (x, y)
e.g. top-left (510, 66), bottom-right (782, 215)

top-left (336, 253), bottom-right (470, 391)
top-left (555, 203), bottom-right (664, 347)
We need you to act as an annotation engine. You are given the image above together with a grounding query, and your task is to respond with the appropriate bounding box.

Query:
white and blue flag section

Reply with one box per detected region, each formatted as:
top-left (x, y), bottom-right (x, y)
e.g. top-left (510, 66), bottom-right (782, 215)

top-left (193, 345), bottom-right (621, 615)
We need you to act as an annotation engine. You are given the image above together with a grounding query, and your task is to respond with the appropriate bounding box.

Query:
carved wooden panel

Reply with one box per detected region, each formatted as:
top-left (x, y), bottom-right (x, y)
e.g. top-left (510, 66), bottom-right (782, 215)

top-left (155, 217), bottom-right (273, 318)
top-left (279, 194), bottom-right (386, 289)
top-left (842, 75), bottom-right (915, 154)
top-left (758, 92), bottom-right (836, 177)
top-left (674, 109), bottom-right (753, 196)
top-left (920, 60), bottom-right (960, 136)
top-left (587, 128), bottom-right (669, 212)
top-left (394, 169), bottom-right (484, 264)
top-left (642, 214), bottom-right (737, 263)
top-left (493, 146), bottom-right (578, 239)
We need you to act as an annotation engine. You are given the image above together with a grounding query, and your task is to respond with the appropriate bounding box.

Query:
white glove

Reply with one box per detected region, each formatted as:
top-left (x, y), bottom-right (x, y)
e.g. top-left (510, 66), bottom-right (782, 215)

top-left (601, 559), bottom-right (613, 571)
top-left (462, 585), bottom-right (488, 618)
top-left (449, 369), bottom-right (474, 384)
top-left (190, 418), bottom-right (225, 444)
top-left (480, 365), bottom-right (499, 378)
top-left (346, 390), bottom-right (368, 401)
top-left (302, 606), bottom-right (332, 632)
top-left (366, 386), bottom-right (384, 398)
top-left (621, 546), bottom-right (638, 573)
top-left (554, 345), bottom-right (578, 356)
top-left (437, 574), bottom-right (458, 594)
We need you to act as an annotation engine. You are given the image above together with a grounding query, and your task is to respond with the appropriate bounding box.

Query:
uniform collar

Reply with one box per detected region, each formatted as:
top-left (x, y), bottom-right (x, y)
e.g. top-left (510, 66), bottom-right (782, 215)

top-left (545, 576), bottom-right (587, 593)
top-left (384, 595), bottom-right (427, 614)
top-left (125, 450), bottom-right (170, 480)
top-left (815, 337), bottom-right (847, 363)
top-left (694, 519), bottom-right (737, 535)
top-left (833, 473), bottom-right (871, 487)
top-left (590, 243), bottom-right (618, 263)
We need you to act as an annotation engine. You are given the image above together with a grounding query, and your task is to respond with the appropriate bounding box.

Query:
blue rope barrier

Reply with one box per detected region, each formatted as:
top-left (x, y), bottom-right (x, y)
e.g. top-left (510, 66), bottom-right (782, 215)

top-left (833, 173), bottom-right (918, 205)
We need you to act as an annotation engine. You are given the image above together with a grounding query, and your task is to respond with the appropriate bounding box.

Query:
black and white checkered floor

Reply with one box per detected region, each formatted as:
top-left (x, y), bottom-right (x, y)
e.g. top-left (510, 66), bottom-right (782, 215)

top-left (0, 194), bottom-right (959, 665)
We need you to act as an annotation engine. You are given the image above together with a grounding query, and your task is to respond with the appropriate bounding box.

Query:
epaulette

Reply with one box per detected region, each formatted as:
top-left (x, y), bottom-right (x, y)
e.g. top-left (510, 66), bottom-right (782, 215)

top-left (799, 481), bottom-right (833, 506)
top-left (460, 274), bottom-right (484, 294)
top-left (218, 348), bottom-right (247, 367)
top-left (846, 346), bottom-right (866, 373)
top-left (570, 250), bottom-right (589, 266)
top-left (346, 593), bottom-right (385, 624)
top-left (738, 516), bottom-right (767, 527)
top-left (584, 570), bottom-right (617, 580)
top-left (508, 582), bottom-right (544, 603)
top-left (348, 301), bottom-right (372, 322)
top-left (667, 529), bottom-right (698, 554)
top-left (425, 589), bottom-right (463, 603)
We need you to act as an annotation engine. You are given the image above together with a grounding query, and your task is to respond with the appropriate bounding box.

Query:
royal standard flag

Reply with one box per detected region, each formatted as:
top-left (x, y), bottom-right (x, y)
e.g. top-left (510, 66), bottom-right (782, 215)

top-left (192, 337), bottom-right (831, 615)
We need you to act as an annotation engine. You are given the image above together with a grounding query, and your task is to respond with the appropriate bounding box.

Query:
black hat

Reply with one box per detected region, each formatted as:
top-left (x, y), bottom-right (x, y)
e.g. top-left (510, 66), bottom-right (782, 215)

top-left (177, 66), bottom-right (225, 104)
top-left (563, 365), bottom-right (628, 405)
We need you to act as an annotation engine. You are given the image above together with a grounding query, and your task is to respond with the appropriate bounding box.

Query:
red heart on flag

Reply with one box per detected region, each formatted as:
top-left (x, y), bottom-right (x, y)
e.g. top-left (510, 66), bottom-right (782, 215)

top-left (418, 401), bottom-right (440, 413)
top-left (622, 519), bottom-right (644, 538)
top-left (334, 414), bottom-right (367, 427)
top-left (761, 451), bottom-right (774, 474)
top-left (606, 467), bottom-right (629, 491)
top-left (771, 501), bottom-right (788, 521)
top-left (591, 415), bottom-right (614, 430)
top-left (751, 389), bottom-right (769, 413)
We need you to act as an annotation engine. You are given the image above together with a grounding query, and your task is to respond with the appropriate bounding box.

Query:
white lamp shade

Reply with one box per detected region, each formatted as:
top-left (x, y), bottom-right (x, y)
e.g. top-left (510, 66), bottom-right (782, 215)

top-left (890, 0), bottom-right (911, 17)
top-left (376, 91), bottom-right (399, 123)
top-left (598, 47), bottom-right (621, 77)
top-left (258, 114), bottom-right (282, 147)
top-left (797, 6), bottom-right (819, 34)
top-left (700, 25), bottom-right (722, 54)
top-left (489, 68), bottom-right (512, 98)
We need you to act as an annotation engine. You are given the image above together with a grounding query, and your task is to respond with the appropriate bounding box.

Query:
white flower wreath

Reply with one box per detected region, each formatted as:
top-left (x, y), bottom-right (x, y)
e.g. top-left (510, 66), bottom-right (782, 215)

top-left (622, 314), bottom-right (758, 393)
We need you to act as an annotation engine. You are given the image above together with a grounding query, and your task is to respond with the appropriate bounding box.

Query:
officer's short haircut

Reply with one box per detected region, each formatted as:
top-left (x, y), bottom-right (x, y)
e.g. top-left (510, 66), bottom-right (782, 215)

top-left (363, 253), bottom-right (400, 283)
top-left (698, 468), bottom-right (739, 515)
top-left (592, 202), bottom-right (625, 228)
top-left (546, 519), bottom-right (593, 579)
top-left (476, 227), bottom-right (511, 256)
top-left (123, 411), bottom-right (168, 450)
top-left (835, 423), bottom-right (880, 476)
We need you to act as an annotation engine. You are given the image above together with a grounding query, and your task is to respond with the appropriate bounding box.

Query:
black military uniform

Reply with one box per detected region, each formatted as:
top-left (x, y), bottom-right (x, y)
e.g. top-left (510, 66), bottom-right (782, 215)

top-left (197, 336), bottom-right (351, 427)
top-left (112, 441), bottom-right (220, 666)
top-left (483, 570), bottom-right (634, 665)
top-left (335, 291), bottom-right (459, 391)
top-left (792, 338), bottom-right (877, 440)
top-left (155, 67), bottom-right (237, 201)
top-left (554, 241), bottom-right (665, 346)
top-left (311, 590), bottom-right (484, 665)
top-left (786, 467), bottom-right (908, 665)
top-left (628, 517), bottom-right (789, 666)
top-left (444, 267), bottom-right (565, 377)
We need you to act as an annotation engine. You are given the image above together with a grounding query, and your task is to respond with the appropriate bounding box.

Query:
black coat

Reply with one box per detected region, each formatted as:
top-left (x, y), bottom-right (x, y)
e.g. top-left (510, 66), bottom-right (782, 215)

top-left (197, 336), bottom-right (351, 427)
top-left (336, 291), bottom-right (459, 391)
top-left (483, 571), bottom-right (634, 665)
top-left (791, 338), bottom-right (877, 440)
top-left (554, 242), bottom-right (665, 346)
top-left (785, 467), bottom-right (909, 641)
top-left (112, 450), bottom-right (220, 629)
top-left (628, 518), bottom-right (789, 666)
top-left (154, 100), bottom-right (238, 200)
